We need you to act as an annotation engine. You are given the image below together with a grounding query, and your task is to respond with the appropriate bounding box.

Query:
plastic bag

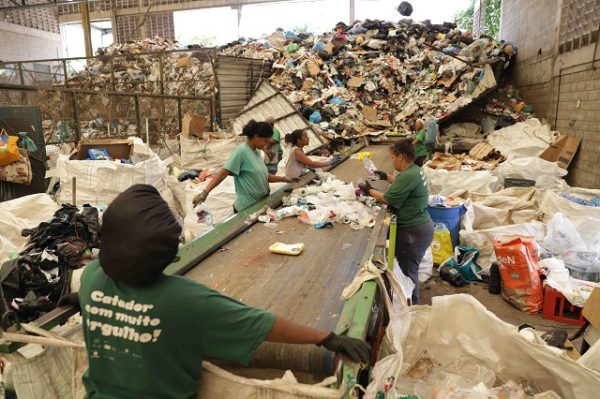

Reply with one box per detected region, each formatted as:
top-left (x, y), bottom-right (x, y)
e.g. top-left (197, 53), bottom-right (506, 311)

top-left (440, 246), bottom-right (483, 281)
top-left (431, 223), bottom-right (453, 265)
top-left (418, 248), bottom-right (433, 283)
top-left (0, 130), bottom-right (20, 166)
top-left (543, 213), bottom-right (587, 255)
top-left (493, 236), bottom-right (543, 314)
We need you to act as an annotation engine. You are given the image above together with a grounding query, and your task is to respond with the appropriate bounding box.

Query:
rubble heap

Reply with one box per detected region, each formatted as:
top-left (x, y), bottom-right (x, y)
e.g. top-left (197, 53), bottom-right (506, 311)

top-left (220, 19), bottom-right (515, 137)
top-left (66, 38), bottom-right (216, 98)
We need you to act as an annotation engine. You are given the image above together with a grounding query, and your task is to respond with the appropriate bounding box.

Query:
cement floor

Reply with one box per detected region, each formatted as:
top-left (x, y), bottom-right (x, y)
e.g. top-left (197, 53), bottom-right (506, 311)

top-left (420, 273), bottom-right (581, 335)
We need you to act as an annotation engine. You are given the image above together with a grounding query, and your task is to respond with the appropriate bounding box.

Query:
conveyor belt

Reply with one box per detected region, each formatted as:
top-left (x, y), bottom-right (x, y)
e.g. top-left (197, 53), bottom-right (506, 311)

top-left (184, 145), bottom-right (393, 376)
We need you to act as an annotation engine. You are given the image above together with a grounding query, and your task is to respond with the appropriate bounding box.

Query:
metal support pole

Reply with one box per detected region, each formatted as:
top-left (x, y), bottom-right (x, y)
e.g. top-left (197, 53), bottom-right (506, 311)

top-left (387, 214), bottom-right (397, 271)
top-left (62, 60), bottom-right (68, 86)
top-left (158, 53), bottom-right (165, 95)
top-left (80, 1), bottom-right (93, 59)
top-left (17, 63), bottom-right (24, 85)
top-left (71, 92), bottom-right (81, 143)
top-left (349, 0), bottom-right (355, 24)
top-left (177, 98), bottom-right (182, 132)
top-left (110, 56), bottom-right (116, 91)
top-left (134, 95), bottom-right (142, 137)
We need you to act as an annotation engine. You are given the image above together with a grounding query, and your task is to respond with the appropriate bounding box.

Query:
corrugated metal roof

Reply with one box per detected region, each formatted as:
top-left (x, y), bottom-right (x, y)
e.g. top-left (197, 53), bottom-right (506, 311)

top-left (215, 55), bottom-right (272, 122)
top-left (230, 80), bottom-right (325, 154)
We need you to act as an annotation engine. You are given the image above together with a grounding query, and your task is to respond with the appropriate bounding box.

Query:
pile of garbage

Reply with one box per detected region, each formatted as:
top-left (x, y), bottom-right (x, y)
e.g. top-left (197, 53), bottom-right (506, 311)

top-left (0, 204), bottom-right (100, 323)
top-left (221, 19), bottom-right (515, 137)
top-left (65, 38), bottom-right (216, 98)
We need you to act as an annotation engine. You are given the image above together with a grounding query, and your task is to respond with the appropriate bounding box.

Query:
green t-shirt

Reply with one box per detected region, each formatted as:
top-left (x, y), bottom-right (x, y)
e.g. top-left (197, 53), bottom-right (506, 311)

top-left (414, 129), bottom-right (427, 157)
top-left (225, 143), bottom-right (270, 211)
top-left (79, 261), bottom-right (276, 399)
top-left (265, 128), bottom-right (282, 164)
top-left (384, 164), bottom-right (431, 228)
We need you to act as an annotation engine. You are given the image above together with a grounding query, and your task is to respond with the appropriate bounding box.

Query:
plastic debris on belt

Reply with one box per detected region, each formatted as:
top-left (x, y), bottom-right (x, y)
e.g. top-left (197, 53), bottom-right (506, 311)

top-left (278, 172), bottom-right (380, 230)
top-left (219, 19), bottom-right (515, 137)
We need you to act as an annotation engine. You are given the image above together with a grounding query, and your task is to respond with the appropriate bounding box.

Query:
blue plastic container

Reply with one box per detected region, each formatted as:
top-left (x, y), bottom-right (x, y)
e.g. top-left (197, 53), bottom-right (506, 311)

top-left (427, 205), bottom-right (465, 248)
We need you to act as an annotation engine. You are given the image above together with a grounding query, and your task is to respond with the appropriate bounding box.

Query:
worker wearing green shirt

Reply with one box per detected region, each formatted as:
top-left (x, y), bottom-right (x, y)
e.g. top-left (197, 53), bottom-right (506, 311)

top-left (264, 116), bottom-right (283, 174)
top-left (413, 119), bottom-right (428, 167)
top-left (358, 139), bottom-right (434, 305)
top-left (77, 184), bottom-right (371, 399)
top-left (193, 120), bottom-right (297, 212)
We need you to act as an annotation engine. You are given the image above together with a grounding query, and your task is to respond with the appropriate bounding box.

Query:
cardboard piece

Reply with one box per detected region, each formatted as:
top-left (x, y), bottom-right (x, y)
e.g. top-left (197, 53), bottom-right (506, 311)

top-left (540, 134), bottom-right (581, 169)
top-left (71, 139), bottom-right (133, 160)
top-left (583, 288), bottom-right (600, 331)
top-left (306, 61), bottom-right (320, 78)
top-left (469, 142), bottom-right (496, 160)
top-left (176, 56), bottom-right (192, 68)
top-left (348, 76), bottom-right (365, 88)
top-left (362, 106), bottom-right (377, 121)
top-left (182, 114), bottom-right (208, 139)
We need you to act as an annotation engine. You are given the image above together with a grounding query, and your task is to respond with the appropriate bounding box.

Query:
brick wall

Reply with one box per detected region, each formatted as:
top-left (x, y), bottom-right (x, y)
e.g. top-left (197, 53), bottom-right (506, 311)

top-left (500, 0), bottom-right (600, 189)
top-left (0, 0), bottom-right (60, 33)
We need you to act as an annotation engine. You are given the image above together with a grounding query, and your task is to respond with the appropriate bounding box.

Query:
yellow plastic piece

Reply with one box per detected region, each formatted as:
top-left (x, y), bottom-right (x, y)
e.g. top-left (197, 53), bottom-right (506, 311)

top-left (356, 151), bottom-right (373, 161)
top-left (269, 242), bottom-right (305, 256)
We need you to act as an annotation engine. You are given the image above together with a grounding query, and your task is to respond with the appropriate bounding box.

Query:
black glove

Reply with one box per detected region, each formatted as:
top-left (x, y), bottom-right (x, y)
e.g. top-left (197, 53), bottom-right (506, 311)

top-left (373, 170), bottom-right (388, 181)
top-left (358, 180), bottom-right (372, 194)
top-left (57, 292), bottom-right (81, 311)
top-left (318, 332), bottom-right (371, 363)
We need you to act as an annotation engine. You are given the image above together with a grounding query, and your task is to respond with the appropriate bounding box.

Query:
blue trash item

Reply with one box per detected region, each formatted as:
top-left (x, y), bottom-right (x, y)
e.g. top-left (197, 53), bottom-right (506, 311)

top-left (309, 111), bottom-right (322, 123)
top-left (440, 245), bottom-right (482, 281)
top-left (427, 205), bottom-right (465, 248)
top-left (312, 42), bottom-right (326, 52)
top-left (87, 148), bottom-right (111, 160)
top-left (17, 132), bottom-right (38, 152)
top-left (284, 31), bottom-right (298, 41)
top-left (328, 96), bottom-right (346, 106)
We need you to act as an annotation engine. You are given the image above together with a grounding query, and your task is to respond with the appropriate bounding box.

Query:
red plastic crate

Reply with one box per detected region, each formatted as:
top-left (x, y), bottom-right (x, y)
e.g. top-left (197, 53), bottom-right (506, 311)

top-left (542, 285), bottom-right (585, 326)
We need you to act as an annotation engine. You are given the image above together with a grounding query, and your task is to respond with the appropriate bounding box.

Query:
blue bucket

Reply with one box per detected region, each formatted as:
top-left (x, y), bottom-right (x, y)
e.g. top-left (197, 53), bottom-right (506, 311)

top-left (427, 205), bottom-right (465, 248)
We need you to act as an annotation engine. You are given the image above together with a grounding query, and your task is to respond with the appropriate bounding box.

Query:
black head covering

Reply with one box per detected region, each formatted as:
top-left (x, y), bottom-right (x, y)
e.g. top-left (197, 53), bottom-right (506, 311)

top-left (99, 184), bottom-right (181, 286)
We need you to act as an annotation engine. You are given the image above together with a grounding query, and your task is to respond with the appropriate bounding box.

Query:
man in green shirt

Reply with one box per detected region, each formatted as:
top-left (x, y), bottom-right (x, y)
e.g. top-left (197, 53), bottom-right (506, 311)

top-left (78, 184), bottom-right (370, 399)
top-left (413, 119), bottom-right (428, 167)
top-left (358, 139), bottom-right (433, 305)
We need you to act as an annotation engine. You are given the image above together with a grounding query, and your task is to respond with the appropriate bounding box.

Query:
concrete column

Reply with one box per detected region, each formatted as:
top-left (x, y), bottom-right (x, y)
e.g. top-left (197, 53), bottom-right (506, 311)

top-left (81, 1), bottom-right (93, 58)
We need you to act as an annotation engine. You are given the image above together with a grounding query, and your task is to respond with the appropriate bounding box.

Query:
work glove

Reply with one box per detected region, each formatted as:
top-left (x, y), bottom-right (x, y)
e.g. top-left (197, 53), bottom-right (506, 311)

top-left (57, 292), bottom-right (81, 312)
top-left (192, 190), bottom-right (208, 207)
top-left (318, 332), bottom-right (371, 364)
top-left (373, 170), bottom-right (388, 181)
top-left (358, 180), bottom-right (372, 194)
top-left (283, 177), bottom-right (301, 183)
top-left (328, 155), bottom-right (342, 166)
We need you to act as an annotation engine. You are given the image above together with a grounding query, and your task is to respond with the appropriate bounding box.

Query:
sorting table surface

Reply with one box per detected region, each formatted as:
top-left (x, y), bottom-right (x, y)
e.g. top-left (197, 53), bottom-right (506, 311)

top-left (185, 144), bottom-right (393, 375)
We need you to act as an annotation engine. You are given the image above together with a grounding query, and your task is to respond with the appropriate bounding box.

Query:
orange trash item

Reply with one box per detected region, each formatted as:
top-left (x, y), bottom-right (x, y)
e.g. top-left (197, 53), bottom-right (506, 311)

top-left (0, 130), bottom-right (20, 166)
top-left (493, 236), bottom-right (543, 314)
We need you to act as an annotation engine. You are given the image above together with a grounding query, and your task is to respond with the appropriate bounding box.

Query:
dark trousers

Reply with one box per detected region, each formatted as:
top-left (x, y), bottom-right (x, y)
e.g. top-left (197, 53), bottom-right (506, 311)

top-left (395, 219), bottom-right (434, 304)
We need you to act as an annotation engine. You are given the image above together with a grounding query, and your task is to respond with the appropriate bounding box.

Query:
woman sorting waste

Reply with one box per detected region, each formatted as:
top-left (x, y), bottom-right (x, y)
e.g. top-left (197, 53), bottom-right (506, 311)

top-left (284, 129), bottom-right (341, 179)
top-left (193, 120), bottom-right (298, 212)
top-left (358, 138), bottom-right (434, 305)
top-left (412, 119), bottom-right (428, 167)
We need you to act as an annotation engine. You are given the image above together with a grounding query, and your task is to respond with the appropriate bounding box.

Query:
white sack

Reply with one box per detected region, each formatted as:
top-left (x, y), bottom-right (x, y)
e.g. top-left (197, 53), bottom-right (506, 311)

top-left (179, 135), bottom-right (244, 170)
top-left (459, 222), bottom-right (546, 269)
top-left (487, 118), bottom-right (557, 158)
top-left (366, 294), bottom-right (600, 399)
top-left (418, 248), bottom-right (433, 283)
top-left (0, 194), bottom-right (60, 263)
top-left (461, 188), bottom-right (540, 231)
top-left (539, 190), bottom-right (600, 223)
top-left (52, 138), bottom-right (170, 206)
top-left (494, 157), bottom-right (567, 190)
top-left (424, 167), bottom-right (498, 196)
